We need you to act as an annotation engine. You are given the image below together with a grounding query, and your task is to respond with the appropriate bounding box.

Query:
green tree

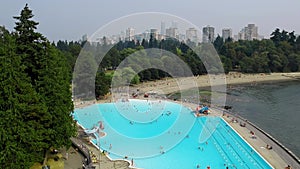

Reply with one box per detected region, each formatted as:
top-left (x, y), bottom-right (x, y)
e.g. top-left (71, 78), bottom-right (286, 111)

top-left (95, 72), bottom-right (111, 98)
top-left (267, 52), bottom-right (286, 72)
top-left (280, 30), bottom-right (289, 41)
top-left (270, 28), bottom-right (281, 45)
top-left (73, 50), bottom-right (98, 99)
top-left (213, 35), bottom-right (224, 52)
top-left (220, 55), bottom-right (232, 73)
top-left (288, 31), bottom-right (296, 45)
top-left (13, 4), bottom-right (76, 166)
top-left (287, 53), bottom-right (300, 72)
top-left (0, 26), bottom-right (48, 168)
top-left (295, 36), bottom-right (300, 51)
top-left (141, 39), bottom-right (149, 49)
top-left (240, 57), bottom-right (255, 73)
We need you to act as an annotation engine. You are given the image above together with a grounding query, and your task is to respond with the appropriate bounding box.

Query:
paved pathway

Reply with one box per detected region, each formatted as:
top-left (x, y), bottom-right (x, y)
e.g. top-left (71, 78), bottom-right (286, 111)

top-left (64, 147), bottom-right (84, 169)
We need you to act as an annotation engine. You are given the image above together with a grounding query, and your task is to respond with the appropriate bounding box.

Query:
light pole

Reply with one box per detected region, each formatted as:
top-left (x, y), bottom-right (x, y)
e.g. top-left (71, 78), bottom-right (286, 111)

top-left (98, 124), bottom-right (101, 169)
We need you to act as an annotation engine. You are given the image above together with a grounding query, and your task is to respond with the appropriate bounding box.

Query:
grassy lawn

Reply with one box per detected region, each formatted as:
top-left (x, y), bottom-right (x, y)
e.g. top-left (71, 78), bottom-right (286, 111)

top-left (105, 70), bottom-right (114, 76)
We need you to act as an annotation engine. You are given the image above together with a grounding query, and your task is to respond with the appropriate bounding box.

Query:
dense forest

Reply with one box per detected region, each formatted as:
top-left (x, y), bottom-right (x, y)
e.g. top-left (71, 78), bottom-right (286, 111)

top-left (0, 5), bottom-right (76, 168)
top-left (56, 29), bottom-right (300, 99)
top-left (1, 4), bottom-right (300, 169)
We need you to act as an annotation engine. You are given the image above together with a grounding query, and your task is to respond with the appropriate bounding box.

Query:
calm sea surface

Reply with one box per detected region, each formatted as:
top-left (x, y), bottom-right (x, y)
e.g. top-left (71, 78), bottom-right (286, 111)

top-left (226, 80), bottom-right (300, 158)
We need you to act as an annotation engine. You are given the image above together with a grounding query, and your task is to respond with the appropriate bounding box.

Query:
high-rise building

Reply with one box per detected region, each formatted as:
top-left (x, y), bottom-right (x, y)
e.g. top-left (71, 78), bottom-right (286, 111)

top-left (202, 26), bottom-right (215, 43)
top-left (186, 28), bottom-right (198, 43)
top-left (161, 21), bottom-right (166, 35)
top-left (166, 27), bottom-right (178, 39)
top-left (244, 24), bottom-right (258, 40)
top-left (150, 28), bottom-right (159, 39)
top-left (178, 34), bottom-right (186, 42)
top-left (172, 21), bottom-right (178, 29)
top-left (222, 28), bottom-right (232, 41)
top-left (134, 34), bottom-right (144, 42)
top-left (125, 27), bottom-right (135, 41)
top-left (237, 28), bottom-right (245, 40)
top-left (143, 30), bottom-right (150, 40)
top-left (120, 31), bottom-right (125, 41)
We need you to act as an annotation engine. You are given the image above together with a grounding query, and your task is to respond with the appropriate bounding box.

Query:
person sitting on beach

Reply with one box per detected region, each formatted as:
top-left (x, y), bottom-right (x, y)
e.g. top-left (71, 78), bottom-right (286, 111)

top-left (240, 122), bottom-right (246, 127)
top-left (285, 165), bottom-right (292, 169)
top-left (249, 130), bottom-right (256, 138)
top-left (231, 118), bottom-right (235, 123)
top-left (268, 145), bottom-right (272, 150)
top-left (266, 144), bottom-right (273, 150)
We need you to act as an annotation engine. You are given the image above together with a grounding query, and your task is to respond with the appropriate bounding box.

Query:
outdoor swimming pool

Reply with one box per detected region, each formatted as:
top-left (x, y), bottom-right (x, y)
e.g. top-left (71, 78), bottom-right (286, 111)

top-left (73, 99), bottom-right (273, 169)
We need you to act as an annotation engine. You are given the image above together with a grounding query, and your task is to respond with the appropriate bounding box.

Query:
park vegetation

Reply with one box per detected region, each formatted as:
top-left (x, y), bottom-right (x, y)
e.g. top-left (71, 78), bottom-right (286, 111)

top-left (0, 5), bottom-right (76, 168)
top-left (58, 29), bottom-right (300, 99)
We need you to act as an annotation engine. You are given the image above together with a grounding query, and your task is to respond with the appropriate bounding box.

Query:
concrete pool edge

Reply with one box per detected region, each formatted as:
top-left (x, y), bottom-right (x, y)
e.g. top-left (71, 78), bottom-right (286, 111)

top-left (90, 139), bottom-right (139, 169)
top-left (75, 121), bottom-right (138, 169)
top-left (218, 108), bottom-right (300, 169)
top-left (221, 117), bottom-right (274, 168)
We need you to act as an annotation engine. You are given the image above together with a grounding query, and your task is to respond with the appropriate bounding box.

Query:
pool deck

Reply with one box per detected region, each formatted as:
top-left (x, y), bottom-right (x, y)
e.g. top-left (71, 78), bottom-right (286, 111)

top-left (74, 99), bottom-right (297, 169)
top-left (221, 114), bottom-right (287, 168)
top-left (67, 126), bottom-right (132, 169)
top-left (180, 100), bottom-right (294, 168)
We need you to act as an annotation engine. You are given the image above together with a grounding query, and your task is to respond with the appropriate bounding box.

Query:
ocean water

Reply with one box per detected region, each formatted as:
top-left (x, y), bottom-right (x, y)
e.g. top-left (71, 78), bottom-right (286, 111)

top-left (226, 81), bottom-right (300, 158)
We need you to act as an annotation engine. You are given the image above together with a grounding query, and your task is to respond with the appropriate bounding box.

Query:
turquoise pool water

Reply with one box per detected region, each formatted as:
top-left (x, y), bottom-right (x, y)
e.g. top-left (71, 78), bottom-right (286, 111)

top-left (73, 99), bottom-right (273, 169)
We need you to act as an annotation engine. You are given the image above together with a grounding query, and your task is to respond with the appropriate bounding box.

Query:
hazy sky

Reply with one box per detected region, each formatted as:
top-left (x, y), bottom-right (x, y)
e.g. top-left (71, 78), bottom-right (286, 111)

top-left (1, 0), bottom-right (300, 41)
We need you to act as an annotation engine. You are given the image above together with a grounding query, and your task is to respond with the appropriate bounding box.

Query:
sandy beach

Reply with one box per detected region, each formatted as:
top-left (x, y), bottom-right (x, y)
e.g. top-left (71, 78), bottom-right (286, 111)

top-left (131, 72), bottom-right (300, 97)
top-left (74, 72), bottom-right (300, 108)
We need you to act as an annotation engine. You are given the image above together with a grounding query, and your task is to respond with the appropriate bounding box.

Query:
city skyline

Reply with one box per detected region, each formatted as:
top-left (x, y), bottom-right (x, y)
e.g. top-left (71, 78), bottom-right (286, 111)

top-left (93, 22), bottom-right (264, 44)
top-left (1, 1), bottom-right (300, 41)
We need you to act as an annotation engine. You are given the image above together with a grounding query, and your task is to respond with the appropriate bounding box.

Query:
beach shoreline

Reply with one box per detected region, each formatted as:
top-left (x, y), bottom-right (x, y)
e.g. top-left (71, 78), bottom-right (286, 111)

top-left (132, 72), bottom-right (300, 96)
top-left (74, 72), bottom-right (300, 108)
